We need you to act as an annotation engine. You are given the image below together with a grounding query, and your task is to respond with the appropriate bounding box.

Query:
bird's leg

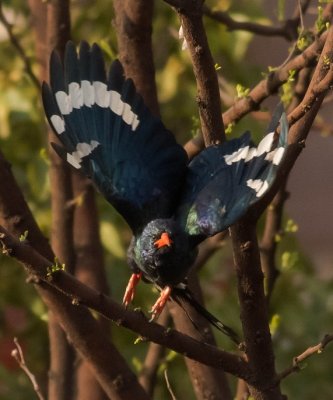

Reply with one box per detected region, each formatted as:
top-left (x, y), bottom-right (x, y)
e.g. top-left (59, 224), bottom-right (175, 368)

top-left (123, 272), bottom-right (142, 307)
top-left (150, 286), bottom-right (172, 321)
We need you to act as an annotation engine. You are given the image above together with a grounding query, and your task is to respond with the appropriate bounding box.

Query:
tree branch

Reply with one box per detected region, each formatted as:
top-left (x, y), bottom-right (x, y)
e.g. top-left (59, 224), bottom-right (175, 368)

top-left (253, 24), bottom-right (333, 220)
top-left (276, 334), bottom-right (333, 383)
top-left (0, 1), bottom-right (40, 89)
top-left (202, 2), bottom-right (309, 41)
top-left (44, 2), bottom-right (76, 398)
top-left (229, 22), bottom-right (333, 400)
top-left (0, 149), bottom-right (150, 400)
top-left (222, 30), bottom-right (327, 127)
top-left (72, 173), bottom-right (109, 400)
top-left (231, 221), bottom-right (283, 400)
top-left (138, 310), bottom-right (169, 397)
top-left (0, 226), bottom-right (250, 380)
top-left (11, 338), bottom-right (45, 400)
top-left (113, 0), bottom-right (159, 116)
top-left (223, 3), bottom-right (333, 128)
top-left (165, 0), bottom-right (225, 145)
top-left (260, 187), bottom-right (288, 302)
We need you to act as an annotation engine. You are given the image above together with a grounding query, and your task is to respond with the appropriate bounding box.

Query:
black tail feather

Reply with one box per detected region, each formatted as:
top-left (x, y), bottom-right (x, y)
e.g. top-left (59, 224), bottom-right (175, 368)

top-left (171, 286), bottom-right (240, 345)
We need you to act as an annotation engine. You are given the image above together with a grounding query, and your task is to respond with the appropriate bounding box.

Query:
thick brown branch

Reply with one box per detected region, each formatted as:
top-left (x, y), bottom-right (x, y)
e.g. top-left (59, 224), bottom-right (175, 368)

top-left (167, 0), bottom-right (225, 144)
top-left (45, 2), bottom-right (75, 399)
top-left (72, 174), bottom-right (109, 400)
top-left (113, 0), bottom-right (159, 116)
top-left (260, 187), bottom-right (288, 302)
top-left (0, 226), bottom-right (249, 380)
top-left (231, 222), bottom-right (283, 399)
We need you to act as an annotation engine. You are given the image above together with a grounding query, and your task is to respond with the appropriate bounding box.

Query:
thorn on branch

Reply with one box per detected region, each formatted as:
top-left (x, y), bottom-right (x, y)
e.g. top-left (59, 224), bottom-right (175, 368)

top-left (0, 232), bottom-right (13, 256)
top-left (240, 241), bottom-right (252, 252)
top-left (71, 297), bottom-right (80, 306)
top-left (298, 139), bottom-right (306, 148)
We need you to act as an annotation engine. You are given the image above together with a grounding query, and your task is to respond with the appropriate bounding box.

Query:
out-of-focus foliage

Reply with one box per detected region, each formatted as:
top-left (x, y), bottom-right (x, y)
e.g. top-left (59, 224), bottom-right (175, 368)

top-left (0, 1), bottom-right (332, 399)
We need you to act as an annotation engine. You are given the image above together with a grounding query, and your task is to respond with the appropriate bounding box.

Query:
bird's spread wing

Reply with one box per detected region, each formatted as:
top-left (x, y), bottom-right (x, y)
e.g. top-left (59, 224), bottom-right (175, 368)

top-left (42, 42), bottom-right (188, 233)
top-left (177, 106), bottom-right (288, 243)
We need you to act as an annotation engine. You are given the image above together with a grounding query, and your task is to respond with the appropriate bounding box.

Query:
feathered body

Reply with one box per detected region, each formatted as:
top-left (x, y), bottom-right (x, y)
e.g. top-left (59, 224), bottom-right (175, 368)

top-left (42, 42), bottom-right (288, 343)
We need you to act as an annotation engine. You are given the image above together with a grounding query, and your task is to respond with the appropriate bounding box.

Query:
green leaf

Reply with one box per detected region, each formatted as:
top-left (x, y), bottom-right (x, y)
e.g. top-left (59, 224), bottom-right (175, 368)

top-left (281, 251), bottom-right (299, 271)
top-left (236, 83), bottom-right (250, 99)
top-left (269, 314), bottom-right (281, 335)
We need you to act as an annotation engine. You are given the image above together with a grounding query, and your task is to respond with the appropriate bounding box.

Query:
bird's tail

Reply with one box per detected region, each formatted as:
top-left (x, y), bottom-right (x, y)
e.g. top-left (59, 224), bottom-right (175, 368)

top-left (171, 286), bottom-right (240, 345)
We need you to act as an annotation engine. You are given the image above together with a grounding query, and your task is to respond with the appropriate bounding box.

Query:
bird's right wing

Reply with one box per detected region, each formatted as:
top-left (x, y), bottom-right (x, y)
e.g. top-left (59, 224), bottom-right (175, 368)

top-left (42, 42), bottom-right (188, 233)
top-left (177, 106), bottom-right (288, 244)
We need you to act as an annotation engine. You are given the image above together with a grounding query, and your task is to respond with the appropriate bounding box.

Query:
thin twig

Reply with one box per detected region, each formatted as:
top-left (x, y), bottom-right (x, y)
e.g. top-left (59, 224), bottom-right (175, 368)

top-left (0, 2), bottom-right (40, 88)
top-left (298, 0), bottom-right (305, 32)
top-left (164, 369), bottom-right (177, 400)
top-left (203, 0), bottom-right (311, 41)
top-left (203, 6), bottom-right (295, 40)
top-left (276, 334), bottom-right (333, 383)
top-left (11, 338), bottom-right (45, 400)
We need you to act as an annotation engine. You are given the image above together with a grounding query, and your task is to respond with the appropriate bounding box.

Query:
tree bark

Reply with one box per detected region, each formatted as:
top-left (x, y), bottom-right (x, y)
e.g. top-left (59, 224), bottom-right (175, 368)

top-left (72, 173), bottom-right (109, 400)
top-left (45, 2), bottom-right (75, 399)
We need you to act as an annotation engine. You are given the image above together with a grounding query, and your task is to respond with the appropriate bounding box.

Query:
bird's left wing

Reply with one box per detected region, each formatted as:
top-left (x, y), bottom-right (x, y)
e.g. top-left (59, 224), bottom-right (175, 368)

top-left (177, 107), bottom-right (288, 244)
top-left (42, 42), bottom-right (188, 233)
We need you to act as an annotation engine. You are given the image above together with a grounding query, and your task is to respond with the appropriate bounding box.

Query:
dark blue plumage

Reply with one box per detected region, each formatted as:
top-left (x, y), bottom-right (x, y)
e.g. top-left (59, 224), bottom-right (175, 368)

top-left (42, 42), bottom-right (288, 343)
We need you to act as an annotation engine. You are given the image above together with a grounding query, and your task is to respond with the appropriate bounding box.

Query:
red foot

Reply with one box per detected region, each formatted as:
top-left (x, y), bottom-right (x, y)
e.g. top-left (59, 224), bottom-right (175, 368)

top-left (123, 272), bottom-right (142, 307)
top-left (150, 286), bottom-right (172, 321)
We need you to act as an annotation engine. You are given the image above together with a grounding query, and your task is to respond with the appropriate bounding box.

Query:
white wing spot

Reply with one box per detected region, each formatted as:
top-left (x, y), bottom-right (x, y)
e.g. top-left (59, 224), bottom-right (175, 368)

top-left (256, 132), bottom-right (274, 156)
top-left (247, 179), bottom-right (269, 197)
top-left (110, 90), bottom-right (124, 116)
top-left (81, 80), bottom-right (94, 107)
top-left (50, 115), bottom-right (65, 134)
top-left (66, 140), bottom-right (100, 169)
top-left (55, 91), bottom-right (72, 115)
top-left (224, 145), bottom-right (249, 165)
top-left (94, 81), bottom-right (110, 107)
top-left (55, 80), bottom-right (140, 131)
top-left (272, 147), bottom-right (285, 165)
top-left (68, 82), bottom-right (83, 108)
top-left (225, 132), bottom-right (276, 165)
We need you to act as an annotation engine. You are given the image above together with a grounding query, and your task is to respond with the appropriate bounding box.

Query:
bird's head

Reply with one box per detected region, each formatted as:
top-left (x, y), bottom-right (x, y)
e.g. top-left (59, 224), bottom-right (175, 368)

top-left (135, 219), bottom-right (197, 286)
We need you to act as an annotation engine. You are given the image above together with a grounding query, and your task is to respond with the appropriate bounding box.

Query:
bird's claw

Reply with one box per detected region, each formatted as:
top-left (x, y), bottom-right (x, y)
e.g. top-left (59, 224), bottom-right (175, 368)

top-left (122, 272), bottom-right (142, 308)
top-left (149, 286), bottom-right (172, 321)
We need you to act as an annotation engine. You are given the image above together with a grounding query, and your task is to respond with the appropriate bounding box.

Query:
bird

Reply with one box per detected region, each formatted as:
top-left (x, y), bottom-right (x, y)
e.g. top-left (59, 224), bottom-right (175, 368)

top-left (42, 41), bottom-right (288, 344)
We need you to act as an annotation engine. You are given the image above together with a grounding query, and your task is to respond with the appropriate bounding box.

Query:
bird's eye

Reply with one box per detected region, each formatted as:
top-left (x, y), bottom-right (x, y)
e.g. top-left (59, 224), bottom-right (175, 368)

top-left (154, 232), bottom-right (173, 249)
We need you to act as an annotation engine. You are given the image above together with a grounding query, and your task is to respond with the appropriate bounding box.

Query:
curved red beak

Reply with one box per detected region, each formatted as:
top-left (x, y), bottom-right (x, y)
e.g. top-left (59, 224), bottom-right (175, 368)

top-left (154, 232), bottom-right (173, 249)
